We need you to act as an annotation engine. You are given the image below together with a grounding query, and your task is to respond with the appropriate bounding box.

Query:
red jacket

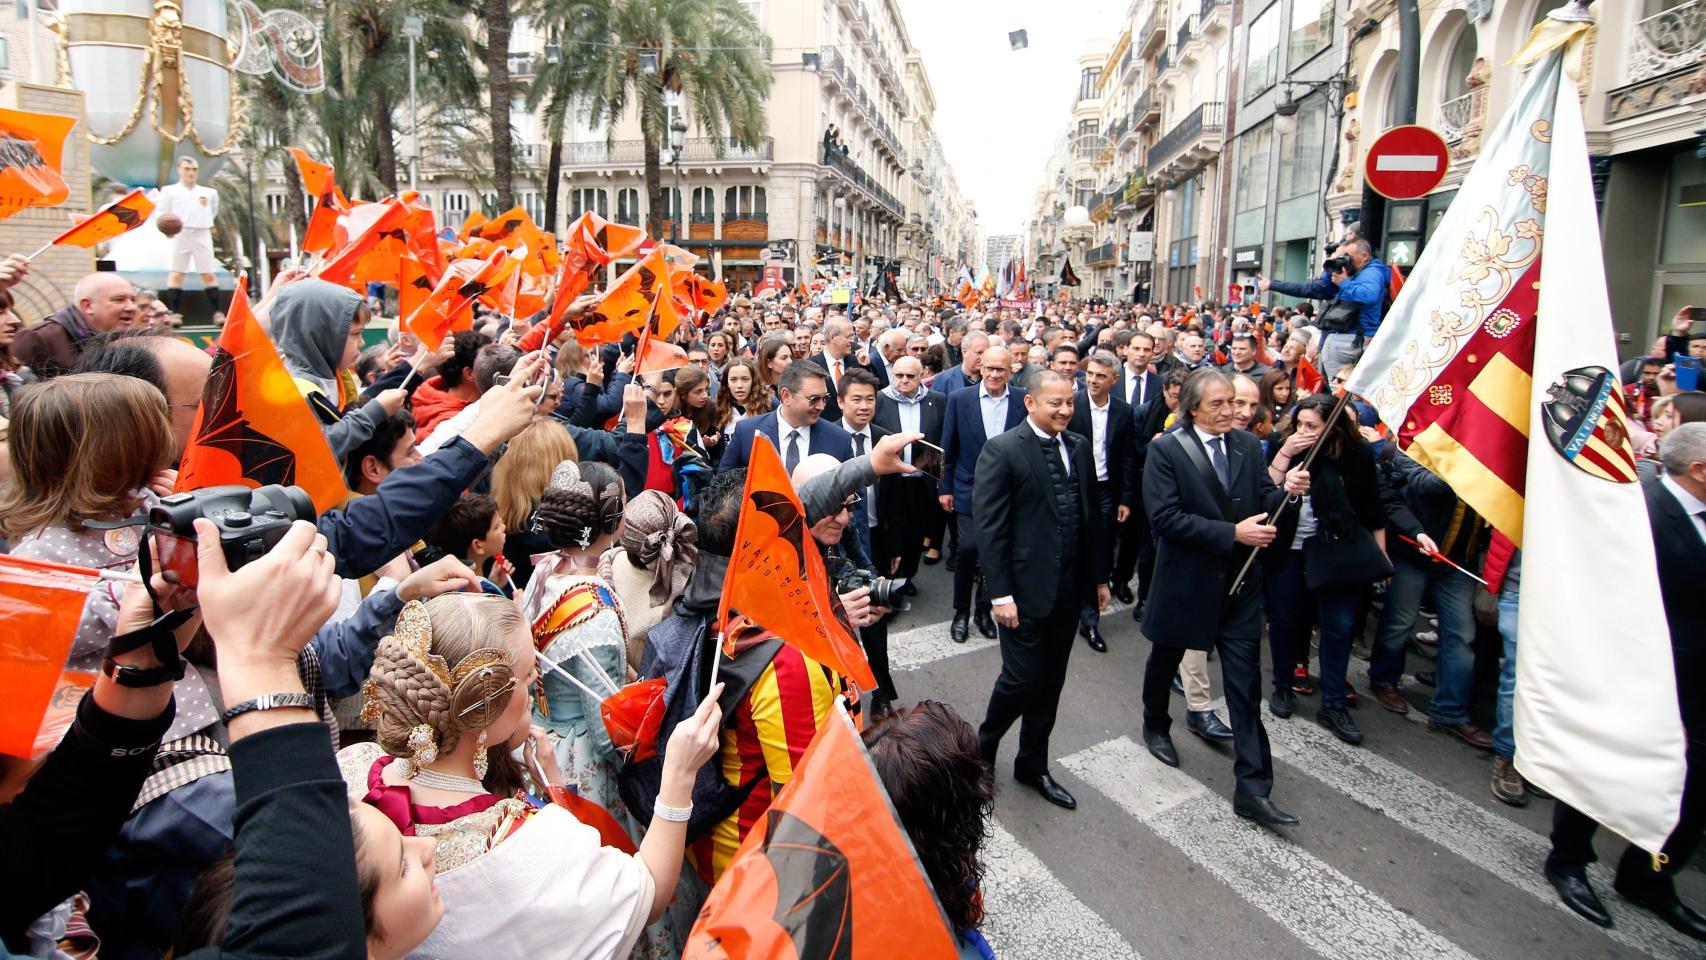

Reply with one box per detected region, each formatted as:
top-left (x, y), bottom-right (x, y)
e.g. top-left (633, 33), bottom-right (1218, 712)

top-left (410, 376), bottom-right (471, 437)
top-left (1482, 529), bottom-right (1517, 595)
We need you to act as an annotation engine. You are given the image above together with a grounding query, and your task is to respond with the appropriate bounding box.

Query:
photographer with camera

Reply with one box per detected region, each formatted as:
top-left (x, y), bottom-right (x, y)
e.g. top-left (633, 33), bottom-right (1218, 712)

top-left (1259, 236), bottom-right (1390, 377)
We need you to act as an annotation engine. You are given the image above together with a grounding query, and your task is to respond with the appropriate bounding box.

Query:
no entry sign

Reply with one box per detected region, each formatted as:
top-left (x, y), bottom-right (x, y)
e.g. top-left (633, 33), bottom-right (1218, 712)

top-left (1364, 125), bottom-right (1450, 200)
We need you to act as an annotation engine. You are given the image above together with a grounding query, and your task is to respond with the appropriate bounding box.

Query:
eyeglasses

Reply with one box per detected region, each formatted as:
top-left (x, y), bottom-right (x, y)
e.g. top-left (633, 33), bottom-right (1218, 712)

top-left (893, 371), bottom-right (919, 379)
top-left (798, 392), bottom-right (830, 407)
top-left (839, 492), bottom-right (863, 513)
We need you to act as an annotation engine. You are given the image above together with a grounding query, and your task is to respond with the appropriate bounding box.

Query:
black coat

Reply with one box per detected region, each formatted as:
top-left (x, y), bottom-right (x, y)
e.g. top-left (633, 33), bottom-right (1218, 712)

top-left (1142, 426), bottom-right (1289, 649)
top-left (1066, 390), bottom-right (1139, 508)
top-left (1646, 478), bottom-right (1706, 737)
top-left (1115, 368), bottom-right (1162, 409)
top-left (973, 423), bottom-right (1106, 613)
top-left (808, 351), bottom-right (875, 423)
top-left (872, 389), bottom-right (946, 444)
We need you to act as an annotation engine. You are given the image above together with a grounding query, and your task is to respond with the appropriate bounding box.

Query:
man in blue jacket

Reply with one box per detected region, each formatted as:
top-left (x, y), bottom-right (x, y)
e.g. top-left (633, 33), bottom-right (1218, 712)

top-left (1260, 238), bottom-right (1389, 376)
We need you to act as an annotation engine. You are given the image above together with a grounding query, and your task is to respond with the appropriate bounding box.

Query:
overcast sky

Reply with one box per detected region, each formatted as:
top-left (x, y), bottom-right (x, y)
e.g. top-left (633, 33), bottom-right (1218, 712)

top-left (899, 0), bottom-right (1129, 240)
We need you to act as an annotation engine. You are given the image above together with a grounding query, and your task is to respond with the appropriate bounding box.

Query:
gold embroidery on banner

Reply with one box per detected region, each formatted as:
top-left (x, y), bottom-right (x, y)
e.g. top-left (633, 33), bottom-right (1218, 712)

top-left (1507, 165), bottom-right (1548, 213)
top-left (1428, 385), bottom-right (1454, 406)
top-left (1531, 120), bottom-right (1551, 144)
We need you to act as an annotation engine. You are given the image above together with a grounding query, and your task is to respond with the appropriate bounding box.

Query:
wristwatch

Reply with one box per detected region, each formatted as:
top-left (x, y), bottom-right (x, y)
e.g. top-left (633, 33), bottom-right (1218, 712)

top-left (221, 693), bottom-right (317, 724)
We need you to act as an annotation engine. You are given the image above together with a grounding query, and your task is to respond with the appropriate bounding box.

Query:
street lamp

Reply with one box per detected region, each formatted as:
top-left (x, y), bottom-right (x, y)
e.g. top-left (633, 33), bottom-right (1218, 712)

top-left (670, 115), bottom-right (688, 242)
top-left (403, 14), bottom-right (423, 191)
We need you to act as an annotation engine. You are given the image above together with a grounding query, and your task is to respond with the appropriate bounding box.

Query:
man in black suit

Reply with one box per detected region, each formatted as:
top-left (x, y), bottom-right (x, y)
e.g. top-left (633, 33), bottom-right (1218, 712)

top-left (1544, 423), bottom-right (1706, 939)
top-left (873, 354), bottom-right (947, 585)
top-left (1140, 368), bottom-right (1310, 828)
top-left (1066, 350), bottom-right (1136, 653)
top-left (940, 345), bottom-right (1026, 642)
top-left (717, 359), bottom-right (853, 472)
top-left (1122, 367), bottom-right (1188, 616)
top-left (976, 370), bottom-right (1110, 810)
top-left (809, 316), bottom-right (873, 423)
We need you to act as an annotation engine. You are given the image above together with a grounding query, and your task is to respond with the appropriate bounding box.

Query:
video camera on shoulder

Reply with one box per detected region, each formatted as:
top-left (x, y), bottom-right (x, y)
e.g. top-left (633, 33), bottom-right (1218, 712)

top-left (1323, 254), bottom-right (1355, 275)
top-left (149, 485), bottom-right (316, 588)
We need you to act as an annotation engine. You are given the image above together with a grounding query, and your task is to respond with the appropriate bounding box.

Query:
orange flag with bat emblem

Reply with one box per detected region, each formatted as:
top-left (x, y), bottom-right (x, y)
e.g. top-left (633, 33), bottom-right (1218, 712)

top-left (317, 197), bottom-right (408, 287)
top-left (717, 434), bottom-right (876, 690)
top-left (403, 249), bottom-right (517, 350)
top-left (0, 554), bottom-right (97, 758)
top-left (289, 147), bottom-right (349, 255)
top-left (543, 212), bottom-right (647, 328)
top-left (398, 251), bottom-right (435, 328)
top-left (0, 108), bottom-right (75, 220)
top-left (683, 700), bottom-right (959, 960)
top-left (573, 248), bottom-right (671, 346)
top-left (176, 277), bottom-right (347, 513)
top-left (44, 188), bottom-right (153, 250)
top-left (633, 320), bottom-right (689, 375)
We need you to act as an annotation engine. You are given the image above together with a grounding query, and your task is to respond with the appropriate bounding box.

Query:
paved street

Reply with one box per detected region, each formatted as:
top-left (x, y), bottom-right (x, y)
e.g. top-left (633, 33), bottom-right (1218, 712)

top-left (879, 561), bottom-right (1703, 960)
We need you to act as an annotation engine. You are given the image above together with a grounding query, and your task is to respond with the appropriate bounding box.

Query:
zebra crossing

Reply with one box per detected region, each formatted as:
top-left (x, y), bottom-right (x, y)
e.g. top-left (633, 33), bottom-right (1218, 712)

top-left (885, 606), bottom-right (1697, 960)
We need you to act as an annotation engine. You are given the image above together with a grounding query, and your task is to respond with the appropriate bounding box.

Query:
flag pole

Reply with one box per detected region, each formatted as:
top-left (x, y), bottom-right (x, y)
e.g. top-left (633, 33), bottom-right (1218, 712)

top-left (535, 649), bottom-right (607, 702)
top-left (23, 241), bottom-right (53, 261)
top-left (708, 631), bottom-right (724, 688)
top-left (400, 346), bottom-right (432, 388)
top-left (1226, 389), bottom-right (1355, 596)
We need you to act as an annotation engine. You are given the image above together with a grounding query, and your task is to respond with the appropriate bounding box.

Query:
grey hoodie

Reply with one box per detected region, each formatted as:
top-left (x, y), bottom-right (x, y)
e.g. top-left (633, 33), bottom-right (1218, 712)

top-left (268, 278), bottom-right (386, 461)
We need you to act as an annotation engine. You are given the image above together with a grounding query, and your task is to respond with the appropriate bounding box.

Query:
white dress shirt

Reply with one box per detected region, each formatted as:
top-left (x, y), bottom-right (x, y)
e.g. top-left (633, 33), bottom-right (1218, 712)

top-left (1087, 395), bottom-right (1110, 482)
top-left (1662, 474), bottom-right (1706, 545)
top-left (1124, 366), bottom-right (1149, 407)
top-left (979, 383), bottom-right (1010, 441)
top-left (777, 410), bottom-right (810, 461)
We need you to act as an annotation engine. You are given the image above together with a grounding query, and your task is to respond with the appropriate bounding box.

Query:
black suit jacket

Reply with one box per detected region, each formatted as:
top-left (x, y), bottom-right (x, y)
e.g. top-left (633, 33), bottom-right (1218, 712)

top-left (1646, 479), bottom-right (1706, 736)
top-left (873, 389), bottom-right (946, 443)
top-left (974, 423), bottom-right (1106, 613)
top-left (1066, 391), bottom-right (1138, 508)
top-left (1141, 426), bottom-right (1287, 650)
top-left (1115, 368), bottom-right (1162, 409)
top-left (809, 351), bottom-right (874, 423)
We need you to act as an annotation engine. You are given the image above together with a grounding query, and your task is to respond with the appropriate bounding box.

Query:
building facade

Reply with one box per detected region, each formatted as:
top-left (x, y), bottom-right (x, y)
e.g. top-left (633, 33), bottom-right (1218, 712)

top-left (259, 0), bottom-right (974, 299)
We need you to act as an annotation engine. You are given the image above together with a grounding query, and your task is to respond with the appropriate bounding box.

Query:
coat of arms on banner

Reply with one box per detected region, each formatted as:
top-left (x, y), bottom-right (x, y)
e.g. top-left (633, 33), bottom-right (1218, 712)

top-left (1539, 366), bottom-right (1637, 484)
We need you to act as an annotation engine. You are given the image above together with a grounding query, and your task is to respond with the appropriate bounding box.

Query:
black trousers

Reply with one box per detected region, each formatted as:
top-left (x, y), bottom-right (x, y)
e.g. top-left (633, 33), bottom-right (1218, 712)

top-left (1081, 480), bottom-right (1118, 628)
top-left (1142, 636), bottom-right (1274, 797)
top-left (978, 586), bottom-right (1079, 779)
top-left (1548, 735), bottom-right (1704, 890)
top-left (1112, 504), bottom-right (1157, 602)
top-left (953, 511), bottom-right (988, 614)
top-left (860, 617), bottom-right (898, 701)
top-left (875, 477), bottom-right (933, 581)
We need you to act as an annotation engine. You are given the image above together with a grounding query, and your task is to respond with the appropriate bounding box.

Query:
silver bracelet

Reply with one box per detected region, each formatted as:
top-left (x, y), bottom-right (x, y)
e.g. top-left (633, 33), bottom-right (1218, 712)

top-left (654, 800), bottom-right (693, 823)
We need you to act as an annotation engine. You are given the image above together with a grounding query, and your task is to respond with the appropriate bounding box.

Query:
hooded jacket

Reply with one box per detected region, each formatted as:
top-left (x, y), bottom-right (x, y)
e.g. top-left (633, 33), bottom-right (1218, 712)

top-left (269, 279), bottom-right (387, 461)
top-left (411, 375), bottom-right (471, 437)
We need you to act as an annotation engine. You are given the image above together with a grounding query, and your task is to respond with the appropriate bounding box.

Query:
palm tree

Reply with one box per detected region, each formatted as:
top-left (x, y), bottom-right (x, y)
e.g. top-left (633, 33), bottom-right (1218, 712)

top-left (543, 0), bottom-right (771, 240)
top-left (483, 0), bottom-right (516, 211)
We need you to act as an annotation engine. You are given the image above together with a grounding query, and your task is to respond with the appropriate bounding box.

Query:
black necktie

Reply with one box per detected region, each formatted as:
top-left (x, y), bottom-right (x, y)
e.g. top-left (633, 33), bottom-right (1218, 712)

top-left (853, 432), bottom-right (865, 457)
top-left (1210, 435), bottom-right (1231, 490)
top-left (785, 430), bottom-right (801, 475)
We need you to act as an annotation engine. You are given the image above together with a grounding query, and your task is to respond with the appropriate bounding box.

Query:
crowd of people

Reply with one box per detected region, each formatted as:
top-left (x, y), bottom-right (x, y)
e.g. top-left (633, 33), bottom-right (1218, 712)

top-left (0, 212), bottom-right (1703, 960)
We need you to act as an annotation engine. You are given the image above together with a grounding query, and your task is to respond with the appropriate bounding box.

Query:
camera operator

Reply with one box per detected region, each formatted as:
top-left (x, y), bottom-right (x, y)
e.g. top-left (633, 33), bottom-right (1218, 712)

top-left (1258, 236), bottom-right (1390, 376)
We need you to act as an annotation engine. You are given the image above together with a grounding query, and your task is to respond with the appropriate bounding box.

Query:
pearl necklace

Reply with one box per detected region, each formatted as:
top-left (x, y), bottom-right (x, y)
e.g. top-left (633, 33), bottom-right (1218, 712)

top-left (409, 765), bottom-right (486, 794)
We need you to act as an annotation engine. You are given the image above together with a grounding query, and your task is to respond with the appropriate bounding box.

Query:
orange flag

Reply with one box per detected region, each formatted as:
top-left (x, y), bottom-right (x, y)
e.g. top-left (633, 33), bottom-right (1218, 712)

top-left (675, 271), bottom-right (729, 317)
top-left (286, 146), bottom-right (333, 198)
top-left (176, 277), bottom-right (347, 512)
top-left (573, 248), bottom-right (672, 347)
top-left (398, 251), bottom-right (435, 329)
top-left (403, 249), bottom-right (517, 351)
top-left (634, 320), bottom-right (689, 375)
top-left (471, 205), bottom-right (530, 244)
top-left (515, 271), bottom-right (549, 318)
top-left (0, 554), bottom-right (99, 758)
top-left (460, 210), bottom-right (488, 238)
top-left (481, 255), bottom-right (523, 316)
top-left (1296, 355), bottom-right (1325, 396)
top-left (0, 108), bottom-right (75, 221)
top-left (542, 212), bottom-right (647, 333)
top-left (399, 191), bottom-right (445, 277)
top-left (317, 198), bottom-right (410, 287)
top-left (289, 147), bottom-right (348, 255)
top-left (683, 701), bottom-right (959, 960)
top-left (717, 434), bottom-right (876, 691)
top-left (43, 187), bottom-right (153, 251)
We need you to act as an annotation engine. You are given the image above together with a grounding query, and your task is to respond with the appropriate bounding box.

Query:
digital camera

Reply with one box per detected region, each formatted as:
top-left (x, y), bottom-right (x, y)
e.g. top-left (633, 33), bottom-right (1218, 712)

top-left (149, 484), bottom-right (316, 587)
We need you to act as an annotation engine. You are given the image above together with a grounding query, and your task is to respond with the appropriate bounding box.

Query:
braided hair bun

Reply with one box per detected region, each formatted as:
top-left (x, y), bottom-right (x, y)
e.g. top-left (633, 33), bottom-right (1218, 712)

top-left (363, 594), bottom-right (524, 759)
top-left (534, 458), bottom-right (626, 551)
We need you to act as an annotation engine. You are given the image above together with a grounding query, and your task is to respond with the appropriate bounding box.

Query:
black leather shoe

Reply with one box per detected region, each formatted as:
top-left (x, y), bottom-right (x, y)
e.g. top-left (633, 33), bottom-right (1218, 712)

top-left (1131, 601), bottom-right (1145, 622)
top-left (1616, 879), bottom-right (1706, 940)
top-left (1170, 674), bottom-right (1184, 695)
top-left (869, 694), bottom-right (894, 719)
top-left (1234, 791), bottom-right (1300, 827)
top-left (974, 608), bottom-right (997, 639)
top-left (1269, 687), bottom-right (1296, 719)
top-left (900, 581), bottom-right (918, 597)
top-left (1080, 624), bottom-right (1107, 652)
top-left (950, 612), bottom-right (969, 643)
top-left (1016, 772), bottom-right (1077, 810)
top-left (1415, 670), bottom-right (1437, 687)
top-left (1316, 705), bottom-right (1364, 744)
top-left (1547, 867), bottom-right (1612, 928)
top-left (1142, 726), bottom-right (1179, 766)
top-left (1111, 582), bottom-right (1135, 605)
top-left (1186, 709), bottom-right (1235, 742)
top-left (944, 552), bottom-right (958, 572)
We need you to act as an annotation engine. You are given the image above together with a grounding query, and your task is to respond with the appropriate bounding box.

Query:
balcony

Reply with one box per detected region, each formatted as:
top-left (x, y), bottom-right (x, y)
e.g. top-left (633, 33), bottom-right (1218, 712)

top-left (561, 137), bottom-right (774, 168)
top-left (1133, 87), bottom-right (1160, 129)
top-left (1199, 0), bottom-right (1230, 35)
top-left (1439, 93), bottom-right (1473, 144)
top-left (1175, 15), bottom-right (1198, 57)
top-left (1138, 4), bottom-right (1166, 56)
top-left (1627, 0), bottom-right (1706, 84)
top-left (1156, 49), bottom-right (1175, 86)
top-left (1147, 100), bottom-right (1224, 177)
top-left (1121, 172), bottom-right (1153, 208)
top-left (822, 147), bottom-right (905, 219)
top-left (1087, 241), bottom-right (1117, 267)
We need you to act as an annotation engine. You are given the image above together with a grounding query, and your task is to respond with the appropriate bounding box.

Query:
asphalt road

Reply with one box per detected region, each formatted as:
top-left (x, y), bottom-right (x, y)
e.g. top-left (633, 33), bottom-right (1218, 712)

top-left (876, 558), bottom-right (1702, 960)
